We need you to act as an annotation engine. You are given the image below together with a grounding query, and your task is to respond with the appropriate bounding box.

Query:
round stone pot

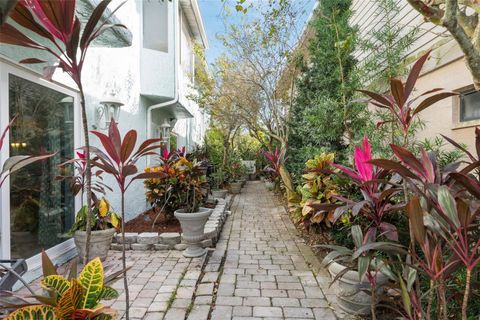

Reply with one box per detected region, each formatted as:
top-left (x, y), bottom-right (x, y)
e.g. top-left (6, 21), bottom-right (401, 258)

top-left (174, 207), bottom-right (212, 258)
top-left (74, 228), bottom-right (116, 263)
top-left (212, 189), bottom-right (227, 199)
top-left (265, 181), bottom-right (275, 190)
top-left (328, 261), bottom-right (388, 316)
top-left (229, 182), bottom-right (242, 194)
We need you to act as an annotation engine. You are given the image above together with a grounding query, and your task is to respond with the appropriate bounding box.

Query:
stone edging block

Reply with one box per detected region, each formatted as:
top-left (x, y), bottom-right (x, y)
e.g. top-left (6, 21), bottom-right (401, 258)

top-left (110, 198), bottom-right (231, 252)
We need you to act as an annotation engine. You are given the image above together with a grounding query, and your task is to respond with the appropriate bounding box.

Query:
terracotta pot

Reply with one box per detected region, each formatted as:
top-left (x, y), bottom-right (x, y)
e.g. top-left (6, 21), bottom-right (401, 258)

top-left (328, 261), bottom-right (388, 315)
top-left (74, 228), bottom-right (116, 263)
top-left (229, 182), bottom-right (242, 194)
top-left (174, 207), bottom-right (212, 257)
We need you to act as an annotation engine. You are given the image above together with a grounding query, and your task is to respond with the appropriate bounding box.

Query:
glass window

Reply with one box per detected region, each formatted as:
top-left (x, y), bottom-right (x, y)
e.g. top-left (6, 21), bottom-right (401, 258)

top-left (9, 74), bottom-right (75, 259)
top-left (460, 90), bottom-right (480, 122)
top-left (143, 0), bottom-right (168, 52)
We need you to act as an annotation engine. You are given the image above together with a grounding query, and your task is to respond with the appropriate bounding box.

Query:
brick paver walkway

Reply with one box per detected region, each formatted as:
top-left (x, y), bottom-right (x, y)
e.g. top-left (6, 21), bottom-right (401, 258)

top-left (15, 181), bottom-right (341, 319)
top-left (194, 181), bottom-right (337, 320)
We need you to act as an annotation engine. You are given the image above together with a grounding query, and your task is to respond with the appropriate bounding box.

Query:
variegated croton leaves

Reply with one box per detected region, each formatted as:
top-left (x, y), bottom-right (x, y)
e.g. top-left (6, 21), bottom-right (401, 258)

top-left (6, 253), bottom-right (118, 320)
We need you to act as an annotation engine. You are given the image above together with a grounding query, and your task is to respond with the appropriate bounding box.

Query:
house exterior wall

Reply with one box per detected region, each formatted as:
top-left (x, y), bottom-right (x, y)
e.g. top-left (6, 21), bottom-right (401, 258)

top-left (0, 0), bottom-right (209, 269)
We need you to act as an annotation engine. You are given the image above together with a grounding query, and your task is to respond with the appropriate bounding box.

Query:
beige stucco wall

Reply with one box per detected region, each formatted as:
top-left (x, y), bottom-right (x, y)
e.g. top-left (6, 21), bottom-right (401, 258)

top-left (351, 0), bottom-right (478, 155)
top-left (414, 57), bottom-right (478, 153)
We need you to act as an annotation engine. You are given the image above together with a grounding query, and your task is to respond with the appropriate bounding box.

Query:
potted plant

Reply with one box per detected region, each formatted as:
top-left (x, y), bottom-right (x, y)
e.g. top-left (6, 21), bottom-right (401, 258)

top-left (211, 169), bottom-right (227, 199)
top-left (228, 161), bottom-right (244, 194)
top-left (314, 136), bottom-right (405, 317)
top-left (71, 198), bottom-right (120, 263)
top-left (263, 148), bottom-right (282, 191)
top-left (173, 158), bottom-right (212, 257)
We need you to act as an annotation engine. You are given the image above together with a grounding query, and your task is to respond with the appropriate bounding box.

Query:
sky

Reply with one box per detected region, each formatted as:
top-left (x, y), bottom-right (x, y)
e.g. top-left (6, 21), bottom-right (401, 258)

top-left (198, 0), bottom-right (317, 66)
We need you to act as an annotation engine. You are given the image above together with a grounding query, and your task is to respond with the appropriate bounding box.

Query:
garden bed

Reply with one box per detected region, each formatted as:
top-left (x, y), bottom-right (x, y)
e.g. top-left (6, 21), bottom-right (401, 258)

top-left (124, 209), bottom-right (181, 234)
top-left (111, 196), bottom-right (233, 252)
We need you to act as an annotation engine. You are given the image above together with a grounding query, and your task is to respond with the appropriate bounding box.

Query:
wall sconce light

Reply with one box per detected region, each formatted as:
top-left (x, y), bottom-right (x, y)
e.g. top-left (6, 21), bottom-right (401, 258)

top-left (93, 90), bottom-right (124, 130)
top-left (159, 119), bottom-right (172, 148)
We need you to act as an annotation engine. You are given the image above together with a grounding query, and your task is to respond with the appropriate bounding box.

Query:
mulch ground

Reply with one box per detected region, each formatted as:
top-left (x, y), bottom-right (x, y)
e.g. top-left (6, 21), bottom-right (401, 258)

top-left (124, 202), bottom-right (218, 234)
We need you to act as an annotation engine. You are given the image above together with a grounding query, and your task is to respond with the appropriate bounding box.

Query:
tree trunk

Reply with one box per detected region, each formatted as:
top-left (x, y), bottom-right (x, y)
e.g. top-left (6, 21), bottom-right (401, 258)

top-left (279, 164), bottom-right (299, 204)
top-left (78, 87), bottom-right (93, 262)
top-left (121, 191), bottom-right (130, 320)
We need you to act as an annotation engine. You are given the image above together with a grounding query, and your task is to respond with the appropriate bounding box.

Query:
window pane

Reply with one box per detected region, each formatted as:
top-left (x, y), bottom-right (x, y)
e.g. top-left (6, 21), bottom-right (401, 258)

top-left (9, 74), bottom-right (75, 259)
top-left (460, 90), bottom-right (480, 122)
top-left (143, 0), bottom-right (168, 52)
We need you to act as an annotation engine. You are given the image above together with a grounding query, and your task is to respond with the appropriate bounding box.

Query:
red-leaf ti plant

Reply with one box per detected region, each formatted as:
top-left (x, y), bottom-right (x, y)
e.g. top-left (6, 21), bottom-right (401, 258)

top-left (372, 141), bottom-right (480, 320)
top-left (0, 0), bottom-right (128, 262)
top-left (1, 116), bottom-right (53, 188)
top-left (263, 147), bottom-right (283, 183)
top-left (359, 50), bottom-right (457, 147)
top-left (89, 119), bottom-right (165, 320)
top-left (329, 136), bottom-right (405, 242)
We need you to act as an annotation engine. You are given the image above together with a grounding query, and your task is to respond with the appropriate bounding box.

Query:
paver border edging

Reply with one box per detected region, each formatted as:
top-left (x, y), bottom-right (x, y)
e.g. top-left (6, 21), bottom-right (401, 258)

top-left (110, 195), bottom-right (233, 252)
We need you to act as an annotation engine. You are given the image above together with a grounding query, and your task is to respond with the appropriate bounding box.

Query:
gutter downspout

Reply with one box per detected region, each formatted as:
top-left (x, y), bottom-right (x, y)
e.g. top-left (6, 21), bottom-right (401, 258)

top-left (146, 0), bottom-right (180, 141)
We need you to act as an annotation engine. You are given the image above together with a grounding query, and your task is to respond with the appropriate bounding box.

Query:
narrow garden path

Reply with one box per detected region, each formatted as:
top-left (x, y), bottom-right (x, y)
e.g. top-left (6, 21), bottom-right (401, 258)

top-left (183, 181), bottom-right (339, 320)
top-left (18, 182), bottom-right (341, 320)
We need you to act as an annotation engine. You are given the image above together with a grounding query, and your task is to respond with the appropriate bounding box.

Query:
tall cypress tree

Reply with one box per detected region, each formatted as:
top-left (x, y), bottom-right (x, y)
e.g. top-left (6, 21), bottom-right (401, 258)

top-left (287, 0), bottom-right (368, 181)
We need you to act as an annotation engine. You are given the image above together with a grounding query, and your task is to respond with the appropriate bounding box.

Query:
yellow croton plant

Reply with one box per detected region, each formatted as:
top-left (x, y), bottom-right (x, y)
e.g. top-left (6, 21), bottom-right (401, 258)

top-left (7, 254), bottom-right (119, 320)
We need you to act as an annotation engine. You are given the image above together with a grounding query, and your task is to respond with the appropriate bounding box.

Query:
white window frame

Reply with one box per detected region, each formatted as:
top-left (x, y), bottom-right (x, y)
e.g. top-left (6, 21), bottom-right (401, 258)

top-left (0, 58), bottom-right (81, 279)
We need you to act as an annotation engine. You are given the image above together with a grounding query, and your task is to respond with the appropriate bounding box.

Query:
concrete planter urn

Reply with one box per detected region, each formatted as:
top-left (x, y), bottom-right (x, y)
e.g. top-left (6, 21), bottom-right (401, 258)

top-left (229, 182), bottom-right (242, 194)
top-left (74, 228), bottom-right (116, 263)
top-left (328, 261), bottom-right (388, 316)
top-left (174, 207), bottom-right (212, 257)
top-left (212, 189), bottom-right (227, 199)
top-left (265, 181), bottom-right (275, 190)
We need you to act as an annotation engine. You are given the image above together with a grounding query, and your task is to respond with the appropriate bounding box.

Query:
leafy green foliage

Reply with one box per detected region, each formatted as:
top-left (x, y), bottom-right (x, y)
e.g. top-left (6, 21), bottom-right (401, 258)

top-left (295, 153), bottom-right (339, 228)
top-left (5, 254), bottom-right (118, 320)
top-left (287, 0), bottom-right (370, 179)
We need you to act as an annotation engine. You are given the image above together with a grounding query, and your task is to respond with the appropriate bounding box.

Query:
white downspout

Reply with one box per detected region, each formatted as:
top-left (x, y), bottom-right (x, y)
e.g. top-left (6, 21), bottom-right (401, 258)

top-left (146, 0), bottom-right (180, 140)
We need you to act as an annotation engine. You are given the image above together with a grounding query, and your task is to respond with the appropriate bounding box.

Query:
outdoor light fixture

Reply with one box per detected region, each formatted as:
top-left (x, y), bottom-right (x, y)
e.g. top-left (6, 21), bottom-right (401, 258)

top-left (58, 96), bottom-right (74, 124)
top-left (159, 119), bottom-right (172, 148)
top-left (94, 90), bottom-right (124, 130)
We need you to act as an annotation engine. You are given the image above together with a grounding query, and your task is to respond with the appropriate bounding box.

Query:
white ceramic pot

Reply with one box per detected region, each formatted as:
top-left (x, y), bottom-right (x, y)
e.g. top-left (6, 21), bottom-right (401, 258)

top-left (328, 261), bottom-right (388, 315)
top-left (212, 189), bottom-right (227, 199)
top-left (229, 182), bottom-right (242, 194)
top-left (74, 228), bottom-right (116, 263)
top-left (174, 207), bottom-right (212, 257)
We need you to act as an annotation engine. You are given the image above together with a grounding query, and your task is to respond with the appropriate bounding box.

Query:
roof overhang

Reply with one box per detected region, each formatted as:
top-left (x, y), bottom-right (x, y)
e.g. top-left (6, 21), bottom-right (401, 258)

top-left (179, 0), bottom-right (208, 49)
top-left (151, 101), bottom-right (194, 120)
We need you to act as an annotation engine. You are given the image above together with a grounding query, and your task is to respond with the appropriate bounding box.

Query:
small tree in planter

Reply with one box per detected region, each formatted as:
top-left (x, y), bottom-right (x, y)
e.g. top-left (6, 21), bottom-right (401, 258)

top-left (228, 160), bottom-right (246, 194)
top-left (57, 151), bottom-right (119, 262)
top-left (90, 120), bottom-right (163, 320)
top-left (211, 169), bottom-right (227, 199)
